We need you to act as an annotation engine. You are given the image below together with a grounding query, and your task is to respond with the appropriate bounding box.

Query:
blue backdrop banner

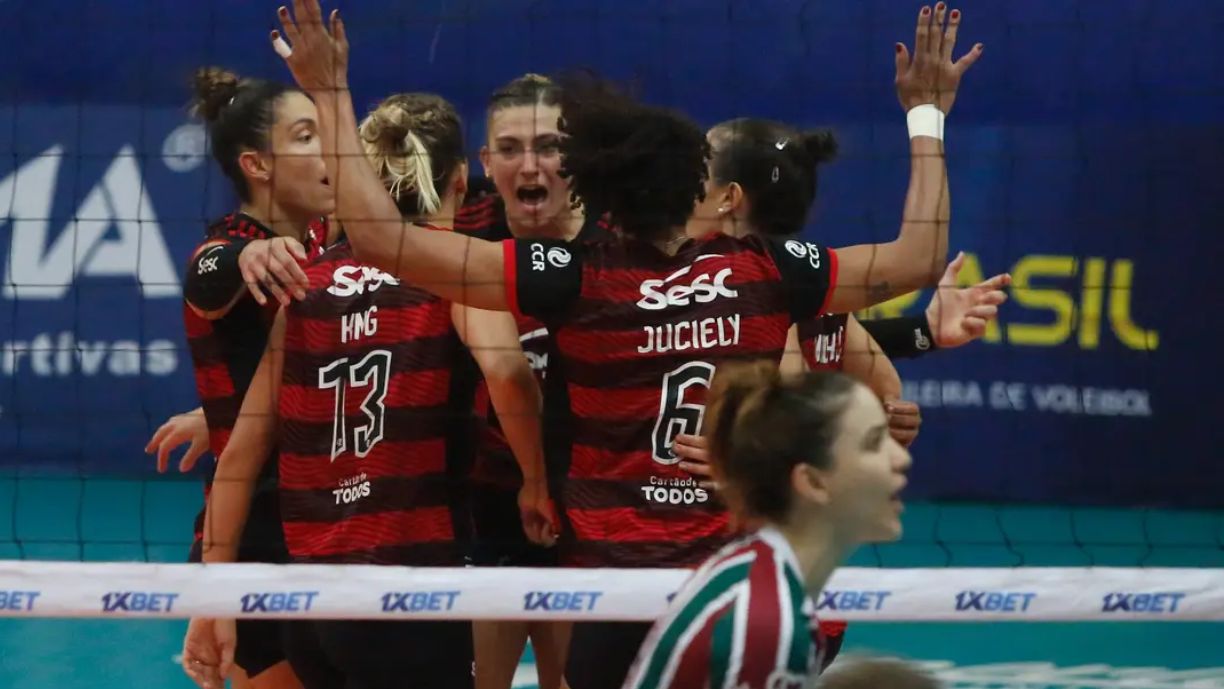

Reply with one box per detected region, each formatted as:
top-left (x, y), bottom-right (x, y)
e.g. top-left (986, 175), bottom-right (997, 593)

top-left (0, 0), bottom-right (1220, 507)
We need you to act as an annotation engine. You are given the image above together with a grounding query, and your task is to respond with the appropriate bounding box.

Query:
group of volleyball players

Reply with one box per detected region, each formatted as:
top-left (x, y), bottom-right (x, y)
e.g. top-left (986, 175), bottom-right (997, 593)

top-left (153, 1), bottom-right (1010, 688)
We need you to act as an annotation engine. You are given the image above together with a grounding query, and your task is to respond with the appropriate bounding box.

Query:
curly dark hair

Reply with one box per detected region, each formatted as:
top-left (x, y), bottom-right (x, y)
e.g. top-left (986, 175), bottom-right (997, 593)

top-left (557, 75), bottom-right (710, 241)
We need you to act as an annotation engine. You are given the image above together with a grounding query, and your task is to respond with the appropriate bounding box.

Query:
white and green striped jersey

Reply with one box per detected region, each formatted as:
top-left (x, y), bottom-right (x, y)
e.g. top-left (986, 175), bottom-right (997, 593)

top-left (623, 527), bottom-right (827, 689)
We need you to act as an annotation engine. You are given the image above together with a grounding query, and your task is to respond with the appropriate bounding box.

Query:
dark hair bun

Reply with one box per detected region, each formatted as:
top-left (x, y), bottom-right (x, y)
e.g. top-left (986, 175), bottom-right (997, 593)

top-left (191, 67), bottom-right (242, 122)
top-left (801, 129), bottom-right (838, 164)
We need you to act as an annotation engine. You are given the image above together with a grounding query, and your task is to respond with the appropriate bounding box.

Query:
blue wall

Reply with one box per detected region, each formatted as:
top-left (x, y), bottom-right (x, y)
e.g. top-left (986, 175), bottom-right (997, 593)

top-left (0, 0), bottom-right (1220, 507)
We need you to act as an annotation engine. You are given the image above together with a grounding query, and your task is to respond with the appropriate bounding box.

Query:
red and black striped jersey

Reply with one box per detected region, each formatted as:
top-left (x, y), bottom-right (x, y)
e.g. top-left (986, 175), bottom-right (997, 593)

top-left (455, 196), bottom-right (613, 488)
top-left (277, 239), bottom-right (470, 565)
top-left (799, 313), bottom-right (849, 371)
top-left (503, 234), bottom-right (838, 568)
top-left (183, 213), bottom-right (326, 543)
top-left (623, 527), bottom-right (834, 689)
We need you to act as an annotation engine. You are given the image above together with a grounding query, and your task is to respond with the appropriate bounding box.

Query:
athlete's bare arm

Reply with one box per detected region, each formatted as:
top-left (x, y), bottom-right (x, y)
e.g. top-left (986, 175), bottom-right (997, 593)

top-left (826, 5), bottom-right (982, 313)
top-left (273, 4), bottom-right (509, 310)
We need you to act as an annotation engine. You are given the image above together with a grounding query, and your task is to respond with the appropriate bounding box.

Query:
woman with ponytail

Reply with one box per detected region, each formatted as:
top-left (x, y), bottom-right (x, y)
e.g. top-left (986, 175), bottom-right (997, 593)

top-left (623, 362), bottom-right (912, 689)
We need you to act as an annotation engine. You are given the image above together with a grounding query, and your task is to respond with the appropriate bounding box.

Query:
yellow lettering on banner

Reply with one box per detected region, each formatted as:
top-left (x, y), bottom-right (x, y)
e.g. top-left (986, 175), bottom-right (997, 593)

top-left (1007, 255), bottom-right (1076, 346)
top-left (952, 252), bottom-right (1001, 344)
top-left (1109, 260), bottom-right (1159, 351)
top-left (1077, 257), bottom-right (1107, 349)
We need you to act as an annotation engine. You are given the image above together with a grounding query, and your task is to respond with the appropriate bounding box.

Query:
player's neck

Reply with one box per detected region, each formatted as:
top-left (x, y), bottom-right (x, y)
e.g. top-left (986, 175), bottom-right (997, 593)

top-left (650, 227), bottom-right (691, 256)
top-left (239, 200), bottom-right (310, 241)
top-left (507, 206), bottom-right (585, 241)
top-left (774, 517), bottom-right (854, 596)
top-left (415, 195), bottom-right (458, 229)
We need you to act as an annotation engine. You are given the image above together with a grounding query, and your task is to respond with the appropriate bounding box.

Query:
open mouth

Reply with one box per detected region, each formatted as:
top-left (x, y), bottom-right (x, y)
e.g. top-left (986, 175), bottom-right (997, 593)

top-left (321, 176), bottom-right (330, 186)
top-left (516, 185), bottom-right (548, 207)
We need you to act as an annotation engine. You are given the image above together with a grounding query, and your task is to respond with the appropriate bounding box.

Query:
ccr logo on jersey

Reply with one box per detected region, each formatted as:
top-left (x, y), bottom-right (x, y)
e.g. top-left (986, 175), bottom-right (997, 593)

top-left (529, 243), bottom-right (571, 271)
top-left (782, 240), bottom-right (822, 270)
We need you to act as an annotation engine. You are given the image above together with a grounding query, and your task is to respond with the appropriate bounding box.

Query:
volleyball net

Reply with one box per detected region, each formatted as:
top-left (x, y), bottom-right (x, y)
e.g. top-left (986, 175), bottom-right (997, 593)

top-left (0, 2), bottom-right (1222, 685)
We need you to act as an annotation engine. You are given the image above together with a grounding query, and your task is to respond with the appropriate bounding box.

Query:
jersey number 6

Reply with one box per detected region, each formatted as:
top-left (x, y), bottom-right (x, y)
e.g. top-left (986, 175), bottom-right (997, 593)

top-left (317, 350), bottom-right (392, 461)
top-left (651, 361), bottom-right (716, 465)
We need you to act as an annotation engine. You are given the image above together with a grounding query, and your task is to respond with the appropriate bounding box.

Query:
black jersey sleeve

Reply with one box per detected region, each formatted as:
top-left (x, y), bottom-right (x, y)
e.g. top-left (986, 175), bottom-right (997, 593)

top-left (762, 237), bottom-right (839, 323)
top-left (502, 239), bottom-right (583, 321)
top-left (183, 239), bottom-right (251, 312)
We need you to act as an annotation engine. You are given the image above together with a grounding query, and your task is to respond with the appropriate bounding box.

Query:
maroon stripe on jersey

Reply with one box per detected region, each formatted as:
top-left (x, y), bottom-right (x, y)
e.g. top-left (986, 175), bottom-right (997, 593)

top-left (564, 534), bottom-right (731, 569)
top-left (291, 284), bottom-right (446, 321)
top-left (300, 542), bottom-right (463, 566)
top-left (565, 506), bottom-right (728, 544)
top-left (564, 478), bottom-right (722, 512)
top-left (283, 507), bottom-right (455, 558)
top-left (503, 240), bottom-right (521, 313)
top-left (454, 210), bottom-right (497, 232)
top-left (280, 340), bottom-right (457, 389)
top-left (799, 313), bottom-right (848, 371)
top-left (279, 439), bottom-right (447, 489)
top-left (193, 362), bottom-right (236, 400)
top-left (279, 370), bottom-right (452, 420)
top-left (279, 475), bottom-right (454, 521)
top-left (672, 600), bottom-right (732, 689)
top-left (567, 284), bottom-right (789, 333)
top-left (738, 542), bottom-right (784, 686)
top-left (280, 403), bottom-right (457, 454)
top-left (558, 341), bottom-right (788, 392)
top-left (559, 312), bottom-right (789, 365)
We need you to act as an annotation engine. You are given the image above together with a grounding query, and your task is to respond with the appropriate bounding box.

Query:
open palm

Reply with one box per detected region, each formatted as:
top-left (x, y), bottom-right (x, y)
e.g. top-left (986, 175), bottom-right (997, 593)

top-left (895, 3), bottom-right (983, 115)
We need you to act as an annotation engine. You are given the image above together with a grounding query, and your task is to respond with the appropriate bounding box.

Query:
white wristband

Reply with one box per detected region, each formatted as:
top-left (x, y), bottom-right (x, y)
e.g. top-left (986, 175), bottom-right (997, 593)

top-left (906, 104), bottom-right (945, 141)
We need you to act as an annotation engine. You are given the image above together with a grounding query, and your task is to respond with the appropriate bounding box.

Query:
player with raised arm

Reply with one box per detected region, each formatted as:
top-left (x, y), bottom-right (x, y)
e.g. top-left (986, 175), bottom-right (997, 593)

top-left (457, 74), bottom-right (611, 689)
top-left (690, 115), bottom-right (1006, 447)
top-left (177, 66), bottom-right (337, 689)
top-left (623, 361), bottom-right (912, 689)
top-left (180, 92), bottom-right (553, 689)
top-left (271, 2), bottom-right (966, 685)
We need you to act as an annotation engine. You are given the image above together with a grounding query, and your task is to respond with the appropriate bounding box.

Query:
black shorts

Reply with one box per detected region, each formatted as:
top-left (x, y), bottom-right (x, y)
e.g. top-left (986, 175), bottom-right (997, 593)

top-left (565, 621), bottom-right (652, 689)
top-left (188, 488), bottom-right (291, 677)
top-left (284, 619), bottom-right (474, 689)
top-left (470, 483), bottom-right (557, 567)
top-left (188, 487), bottom-right (289, 564)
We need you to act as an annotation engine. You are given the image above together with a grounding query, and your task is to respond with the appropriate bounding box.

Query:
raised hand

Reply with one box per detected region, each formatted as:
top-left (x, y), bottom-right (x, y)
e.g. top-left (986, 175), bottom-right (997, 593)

top-left (925, 251), bottom-right (1011, 348)
top-left (270, 0), bottom-right (349, 94)
top-left (895, 3), bottom-right (983, 115)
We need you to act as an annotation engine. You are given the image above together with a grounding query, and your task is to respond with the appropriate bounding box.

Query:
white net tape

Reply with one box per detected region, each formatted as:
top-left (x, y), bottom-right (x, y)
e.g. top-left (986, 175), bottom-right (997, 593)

top-left (0, 563), bottom-right (1220, 621)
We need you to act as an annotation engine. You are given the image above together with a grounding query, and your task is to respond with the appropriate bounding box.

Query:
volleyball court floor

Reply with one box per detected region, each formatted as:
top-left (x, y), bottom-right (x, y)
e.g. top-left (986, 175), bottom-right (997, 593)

top-left (0, 478), bottom-right (1219, 688)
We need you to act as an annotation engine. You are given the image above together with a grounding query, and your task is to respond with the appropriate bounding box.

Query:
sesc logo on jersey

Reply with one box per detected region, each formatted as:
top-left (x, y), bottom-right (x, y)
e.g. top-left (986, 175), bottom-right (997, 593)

top-left (327, 265), bottom-right (401, 297)
top-left (636, 255), bottom-right (739, 311)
